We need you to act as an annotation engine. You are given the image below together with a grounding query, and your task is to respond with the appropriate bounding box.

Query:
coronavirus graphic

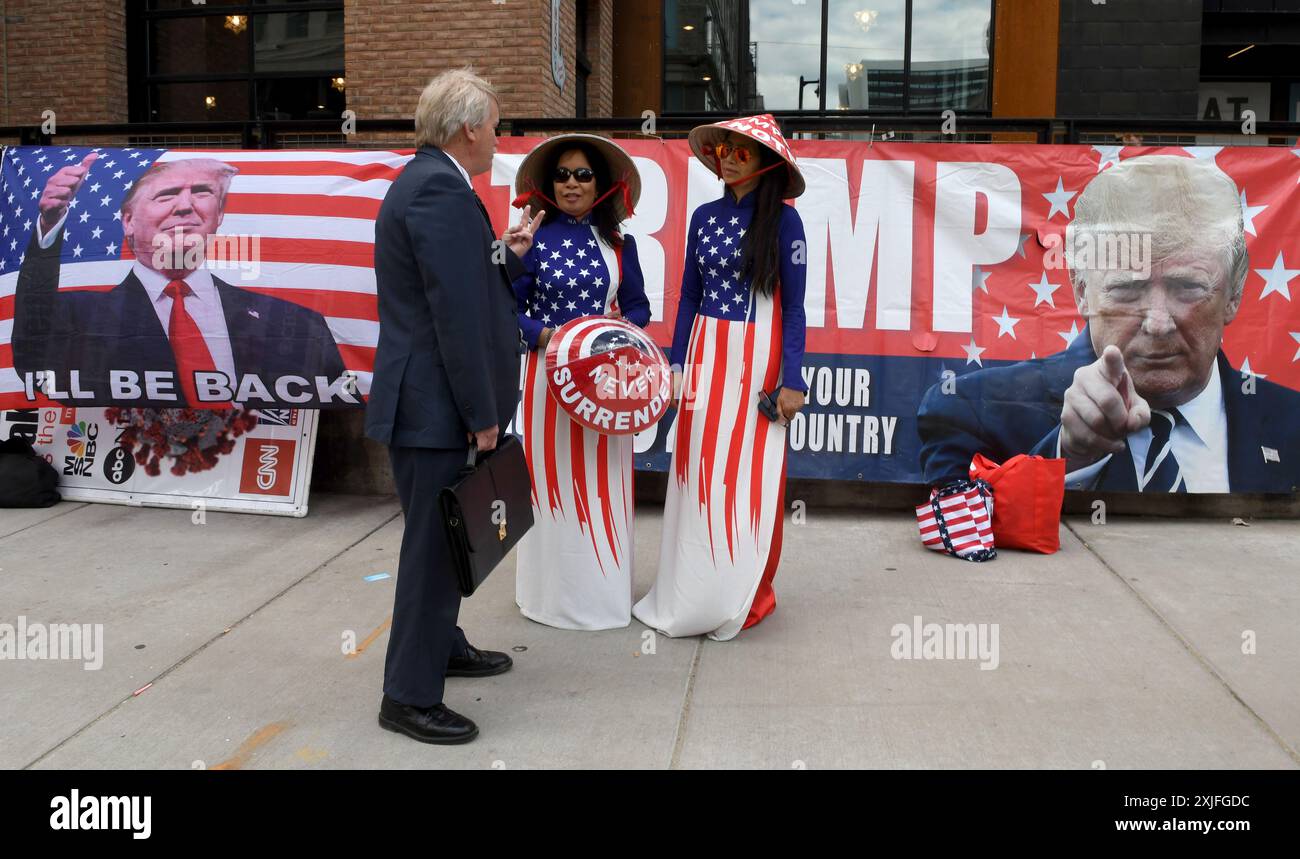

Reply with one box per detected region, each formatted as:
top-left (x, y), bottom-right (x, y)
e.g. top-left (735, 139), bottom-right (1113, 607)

top-left (104, 408), bottom-right (260, 477)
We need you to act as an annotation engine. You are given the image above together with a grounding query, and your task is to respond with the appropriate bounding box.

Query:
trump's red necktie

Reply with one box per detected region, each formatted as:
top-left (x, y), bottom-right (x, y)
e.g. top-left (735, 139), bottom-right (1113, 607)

top-left (164, 279), bottom-right (218, 406)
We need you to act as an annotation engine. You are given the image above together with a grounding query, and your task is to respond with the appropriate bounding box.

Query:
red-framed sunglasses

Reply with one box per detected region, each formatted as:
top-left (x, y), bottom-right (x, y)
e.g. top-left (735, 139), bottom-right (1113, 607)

top-left (704, 142), bottom-right (757, 164)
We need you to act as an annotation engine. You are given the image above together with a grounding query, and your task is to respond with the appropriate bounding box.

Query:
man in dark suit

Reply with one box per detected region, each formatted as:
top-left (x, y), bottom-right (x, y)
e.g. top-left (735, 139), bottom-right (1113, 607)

top-left (12, 155), bottom-right (348, 408)
top-left (918, 155), bottom-right (1300, 494)
top-left (366, 69), bottom-right (544, 744)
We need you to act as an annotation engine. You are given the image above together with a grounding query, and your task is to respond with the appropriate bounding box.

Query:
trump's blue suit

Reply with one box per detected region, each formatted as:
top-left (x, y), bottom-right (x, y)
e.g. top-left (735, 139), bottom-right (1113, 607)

top-left (366, 146), bottom-right (525, 708)
top-left (916, 328), bottom-right (1300, 493)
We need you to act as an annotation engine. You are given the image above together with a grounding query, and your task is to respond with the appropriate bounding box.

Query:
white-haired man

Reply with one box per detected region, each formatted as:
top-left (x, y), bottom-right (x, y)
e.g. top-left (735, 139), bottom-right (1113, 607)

top-left (13, 155), bottom-right (347, 407)
top-left (919, 154), bottom-right (1299, 493)
top-left (366, 68), bottom-right (543, 744)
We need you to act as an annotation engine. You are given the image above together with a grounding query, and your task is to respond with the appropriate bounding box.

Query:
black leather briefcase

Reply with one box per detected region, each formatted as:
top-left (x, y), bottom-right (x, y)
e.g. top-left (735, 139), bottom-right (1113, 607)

top-left (439, 434), bottom-right (534, 597)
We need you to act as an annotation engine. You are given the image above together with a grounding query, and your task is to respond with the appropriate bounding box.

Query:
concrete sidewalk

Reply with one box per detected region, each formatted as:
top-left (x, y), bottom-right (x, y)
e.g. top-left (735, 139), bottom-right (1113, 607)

top-left (1, 494), bottom-right (1297, 769)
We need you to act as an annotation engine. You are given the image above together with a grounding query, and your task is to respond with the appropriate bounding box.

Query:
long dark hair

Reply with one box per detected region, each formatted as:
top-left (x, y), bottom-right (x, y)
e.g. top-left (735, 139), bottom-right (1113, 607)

top-left (735, 144), bottom-right (788, 297)
top-left (549, 143), bottom-right (624, 248)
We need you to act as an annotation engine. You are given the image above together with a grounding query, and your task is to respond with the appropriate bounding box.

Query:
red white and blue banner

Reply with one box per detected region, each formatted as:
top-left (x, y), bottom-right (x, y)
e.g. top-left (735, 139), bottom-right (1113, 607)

top-left (2, 141), bottom-right (1298, 490)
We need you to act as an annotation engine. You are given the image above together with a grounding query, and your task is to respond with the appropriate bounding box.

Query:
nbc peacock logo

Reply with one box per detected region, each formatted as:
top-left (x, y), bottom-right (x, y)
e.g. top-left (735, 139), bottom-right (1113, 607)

top-left (67, 421), bottom-right (92, 457)
top-left (63, 420), bottom-right (99, 476)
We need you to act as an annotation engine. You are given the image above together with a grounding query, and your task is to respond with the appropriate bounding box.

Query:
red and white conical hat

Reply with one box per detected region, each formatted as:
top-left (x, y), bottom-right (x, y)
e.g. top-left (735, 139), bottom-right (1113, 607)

top-left (544, 316), bottom-right (672, 436)
top-left (688, 113), bottom-right (806, 199)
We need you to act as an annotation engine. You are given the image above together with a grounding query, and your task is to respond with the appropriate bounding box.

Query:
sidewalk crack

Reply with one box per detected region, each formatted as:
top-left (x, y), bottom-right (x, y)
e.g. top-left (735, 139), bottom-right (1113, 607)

top-left (1, 503), bottom-right (90, 542)
top-left (668, 637), bottom-right (705, 770)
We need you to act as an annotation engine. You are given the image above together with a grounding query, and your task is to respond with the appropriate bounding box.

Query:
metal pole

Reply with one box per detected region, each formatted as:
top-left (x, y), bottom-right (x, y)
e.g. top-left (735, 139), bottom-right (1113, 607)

top-left (903, 0), bottom-right (913, 114)
top-left (818, 0), bottom-right (829, 112)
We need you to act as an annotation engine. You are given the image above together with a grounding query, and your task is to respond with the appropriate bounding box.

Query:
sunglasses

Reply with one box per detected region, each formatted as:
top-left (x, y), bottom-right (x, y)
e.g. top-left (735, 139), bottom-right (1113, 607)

top-left (553, 167), bottom-right (596, 183)
top-left (705, 142), bottom-right (757, 164)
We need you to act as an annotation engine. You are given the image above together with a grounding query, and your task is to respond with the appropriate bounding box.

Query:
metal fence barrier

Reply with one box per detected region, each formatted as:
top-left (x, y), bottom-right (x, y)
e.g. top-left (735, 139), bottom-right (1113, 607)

top-left (2, 115), bottom-right (1298, 150)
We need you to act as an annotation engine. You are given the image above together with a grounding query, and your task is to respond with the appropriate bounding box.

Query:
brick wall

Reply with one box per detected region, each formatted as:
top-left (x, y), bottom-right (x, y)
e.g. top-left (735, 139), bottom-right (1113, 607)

top-left (540, 0), bottom-right (576, 117)
top-left (345, 0), bottom-right (590, 122)
top-left (1, 0), bottom-right (128, 125)
top-left (0, 1), bottom-right (610, 129)
top-left (597, 0), bottom-right (615, 116)
top-left (1056, 0), bottom-right (1203, 118)
top-left (584, 0), bottom-right (615, 117)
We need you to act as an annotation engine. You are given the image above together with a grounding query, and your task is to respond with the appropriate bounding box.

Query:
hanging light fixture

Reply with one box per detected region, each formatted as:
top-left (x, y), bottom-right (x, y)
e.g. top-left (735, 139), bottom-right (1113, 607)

top-left (225, 15), bottom-right (247, 34)
top-left (204, 95), bottom-right (217, 110)
top-left (331, 76), bottom-right (346, 93)
top-left (853, 10), bottom-right (878, 32)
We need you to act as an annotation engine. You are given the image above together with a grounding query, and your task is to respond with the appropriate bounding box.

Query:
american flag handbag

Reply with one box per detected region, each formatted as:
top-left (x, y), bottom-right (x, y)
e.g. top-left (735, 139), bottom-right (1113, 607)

top-left (915, 478), bottom-right (997, 562)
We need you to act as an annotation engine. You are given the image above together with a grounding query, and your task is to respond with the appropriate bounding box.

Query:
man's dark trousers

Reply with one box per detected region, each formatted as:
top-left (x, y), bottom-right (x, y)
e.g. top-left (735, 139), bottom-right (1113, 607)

top-left (383, 446), bottom-right (472, 708)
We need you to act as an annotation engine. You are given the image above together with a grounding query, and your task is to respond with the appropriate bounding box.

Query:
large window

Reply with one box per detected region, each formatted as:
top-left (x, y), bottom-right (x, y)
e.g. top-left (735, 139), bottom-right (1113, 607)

top-left (663, 0), bottom-right (992, 114)
top-left (664, 0), bottom-right (744, 112)
top-left (129, 1), bottom-right (346, 122)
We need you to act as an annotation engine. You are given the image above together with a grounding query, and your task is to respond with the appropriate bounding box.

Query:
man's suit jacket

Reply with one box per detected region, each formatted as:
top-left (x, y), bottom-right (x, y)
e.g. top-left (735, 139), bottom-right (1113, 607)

top-left (916, 328), bottom-right (1300, 493)
top-left (12, 230), bottom-right (347, 407)
top-left (365, 146), bottom-right (525, 449)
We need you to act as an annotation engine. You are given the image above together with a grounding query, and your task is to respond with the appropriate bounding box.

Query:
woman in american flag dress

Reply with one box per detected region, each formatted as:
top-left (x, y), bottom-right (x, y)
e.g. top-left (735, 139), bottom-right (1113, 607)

top-left (511, 134), bottom-right (651, 630)
top-left (633, 114), bottom-right (809, 641)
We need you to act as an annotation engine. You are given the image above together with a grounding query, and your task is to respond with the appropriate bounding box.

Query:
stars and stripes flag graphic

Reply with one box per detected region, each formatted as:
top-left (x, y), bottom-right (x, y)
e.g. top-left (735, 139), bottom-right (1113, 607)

top-left (694, 213), bottom-right (751, 320)
top-left (520, 343), bottom-right (632, 579)
top-left (1, 145), bottom-right (157, 396)
top-left (0, 144), bottom-right (414, 407)
top-left (631, 289), bottom-right (788, 639)
top-left (529, 233), bottom-right (615, 322)
top-left (920, 144), bottom-right (1300, 391)
top-left (672, 293), bottom-right (787, 567)
top-left (916, 481), bottom-right (996, 560)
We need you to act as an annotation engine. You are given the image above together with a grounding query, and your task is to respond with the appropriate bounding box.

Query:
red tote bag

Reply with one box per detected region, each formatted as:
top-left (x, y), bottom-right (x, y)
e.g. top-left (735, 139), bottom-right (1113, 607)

top-left (968, 453), bottom-right (1065, 554)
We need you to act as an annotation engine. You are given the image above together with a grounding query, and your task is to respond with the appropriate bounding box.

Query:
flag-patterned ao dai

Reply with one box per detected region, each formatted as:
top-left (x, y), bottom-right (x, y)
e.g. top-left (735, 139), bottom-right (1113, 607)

top-left (633, 191), bottom-right (809, 641)
top-left (513, 215), bottom-right (650, 630)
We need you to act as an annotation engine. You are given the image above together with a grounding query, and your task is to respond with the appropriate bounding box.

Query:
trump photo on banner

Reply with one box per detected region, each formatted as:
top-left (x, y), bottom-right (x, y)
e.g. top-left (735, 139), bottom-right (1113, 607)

top-left (1, 145), bottom-right (386, 409)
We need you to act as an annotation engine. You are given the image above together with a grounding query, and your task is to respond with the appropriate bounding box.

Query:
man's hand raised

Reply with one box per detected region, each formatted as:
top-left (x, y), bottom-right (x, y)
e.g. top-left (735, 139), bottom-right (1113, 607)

top-left (38, 153), bottom-right (98, 232)
top-left (1059, 344), bottom-right (1151, 470)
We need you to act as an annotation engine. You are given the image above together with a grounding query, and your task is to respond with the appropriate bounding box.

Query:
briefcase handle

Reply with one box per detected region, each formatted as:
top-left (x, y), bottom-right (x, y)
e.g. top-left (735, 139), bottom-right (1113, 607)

top-left (462, 439), bottom-right (499, 474)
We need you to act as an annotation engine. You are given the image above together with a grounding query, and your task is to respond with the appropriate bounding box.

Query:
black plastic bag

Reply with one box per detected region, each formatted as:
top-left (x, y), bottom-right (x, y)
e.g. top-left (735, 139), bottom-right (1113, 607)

top-left (0, 437), bottom-right (61, 508)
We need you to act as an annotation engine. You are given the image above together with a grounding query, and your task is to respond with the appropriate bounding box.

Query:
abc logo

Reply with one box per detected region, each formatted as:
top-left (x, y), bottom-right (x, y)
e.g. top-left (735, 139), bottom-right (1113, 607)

top-left (102, 446), bottom-right (135, 485)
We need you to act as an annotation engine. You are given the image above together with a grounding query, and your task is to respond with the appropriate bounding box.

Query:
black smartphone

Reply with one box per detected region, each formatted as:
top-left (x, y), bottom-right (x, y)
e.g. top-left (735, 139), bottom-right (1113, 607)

top-left (757, 388), bottom-right (781, 422)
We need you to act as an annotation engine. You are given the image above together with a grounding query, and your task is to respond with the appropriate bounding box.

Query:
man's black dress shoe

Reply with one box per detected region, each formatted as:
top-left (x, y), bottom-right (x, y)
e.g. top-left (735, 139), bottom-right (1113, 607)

top-left (378, 695), bottom-right (478, 744)
top-left (445, 644), bottom-right (513, 678)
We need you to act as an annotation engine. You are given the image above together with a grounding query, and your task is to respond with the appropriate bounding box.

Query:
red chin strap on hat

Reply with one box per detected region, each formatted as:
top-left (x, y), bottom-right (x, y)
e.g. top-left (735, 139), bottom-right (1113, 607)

top-left (512, 179), bottom-right (636, 220)
top-left (723, 160), bottom-right (787, 187)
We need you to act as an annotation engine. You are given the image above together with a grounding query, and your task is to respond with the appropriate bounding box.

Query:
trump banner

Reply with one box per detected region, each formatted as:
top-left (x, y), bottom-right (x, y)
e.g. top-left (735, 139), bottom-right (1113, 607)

top-left (0, 145), bottom-right (386, 410)
top-left (2, 141), bottom-right (1298, 494)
